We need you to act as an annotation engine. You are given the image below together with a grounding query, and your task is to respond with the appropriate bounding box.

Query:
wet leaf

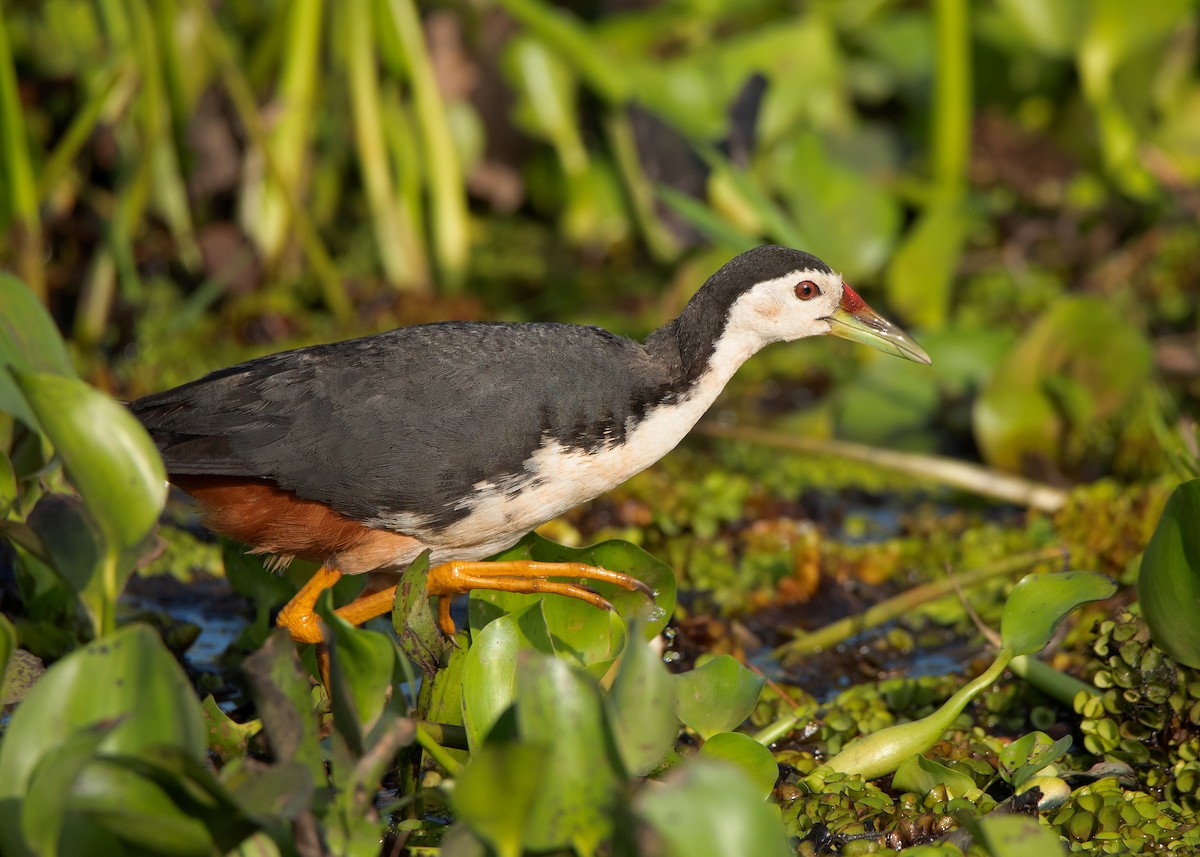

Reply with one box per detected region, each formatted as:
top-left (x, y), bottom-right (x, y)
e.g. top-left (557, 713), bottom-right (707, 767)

top-left (453, 743), bottom-right (551, 857)
top-left (635, 756), bottom-right (792, 857)
top-left (0, 272), bottom-right (75, 433)
top-left (608, 632), bottom-right (677, 776)
top-left (697, 732), bottom-right (778, 799)
top-left (1001, 571), bottom-right (1117, 656)
top-left (892, 754), bottom-right (976, 797)
top-left (514, 652), bottom-right (623, 854)
top-left (1137, 478), bottom-right (1200, 668)
top-left (673, 655), bottom-right (765, 739)
top-left (13, 369), bottom-right (166, 556)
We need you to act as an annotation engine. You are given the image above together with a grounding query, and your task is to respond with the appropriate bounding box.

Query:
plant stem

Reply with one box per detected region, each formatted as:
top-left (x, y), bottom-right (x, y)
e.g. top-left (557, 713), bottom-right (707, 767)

top-left (933, 0), bottom-right (970, 202)
top-left (698, 423), bottom-right (1068, 512)
top-left (773, 547), bottom-right (1068, 660)
top-left (1009, 654), bottom-right (1098, 706)
top-left (416, 723), bottom-right (465, 775)
top-left (0, 13), bottom-right (46, 299)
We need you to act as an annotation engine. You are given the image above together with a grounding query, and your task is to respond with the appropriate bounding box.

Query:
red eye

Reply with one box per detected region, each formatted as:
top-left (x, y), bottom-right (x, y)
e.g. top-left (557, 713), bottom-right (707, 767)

top-left (794, 280), bottom-right (821, 300)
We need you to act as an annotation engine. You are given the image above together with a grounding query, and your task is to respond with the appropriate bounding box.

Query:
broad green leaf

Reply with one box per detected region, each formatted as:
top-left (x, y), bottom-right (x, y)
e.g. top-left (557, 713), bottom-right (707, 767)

top-left (0, 449), bottom-right (15, 513)
top-left (1001, 571), bottom-right (1117, 657)
top-left (316, 592), bottom-right (400, 753)
top-left (0, 273), bottom-right (75, 432)
top-left (971, 814), bottom-right (1067, 857)
top-left (673, 655), bottom-right (765, 739)
top-left (473, 533), bottom-right (674, 674)
top-left (697, 732), bottom-right (778, 799)
top-left (608, 633), bottom-right (677, 776)
top-left (453, 743), bottom-right (551, 857)
top-left (425, 631), bottom-right (469, 767)
top-left (999, 731), bottom-right (1072, 789)
top-left (996, 0), bottom-right (1090, 57)
top-left (885, 199), bottom-right (967, 331)
top-left (514, 652), bottom-right (623, 854)
top-left (241, 630), bottom-right (325, 783)
top-left (462, 603), bottom-right (554, 750)
top-left (0, 624), bottom-right (205, 857)
top-left (22, 722), bottom-right (112, 856)
top-left (892, 754), bottom-right (976, 797)
top-left (13, 370), bottom-right (166, 554)
top-left (1137, 478), bottom-right (1200, 668)
top-left (69, 759), bottom-right (215, 856)
top-left (635, 756), bottom-right (792, 857)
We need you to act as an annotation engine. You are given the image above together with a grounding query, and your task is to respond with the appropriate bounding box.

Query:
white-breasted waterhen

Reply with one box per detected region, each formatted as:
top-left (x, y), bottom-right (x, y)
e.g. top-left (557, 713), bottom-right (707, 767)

top-left (131, 246), bottom-right (930, 647)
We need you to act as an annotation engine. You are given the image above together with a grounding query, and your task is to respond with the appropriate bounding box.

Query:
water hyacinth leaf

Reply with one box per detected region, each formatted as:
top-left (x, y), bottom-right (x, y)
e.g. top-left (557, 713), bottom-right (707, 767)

top-left (316, 593), bottom-right (401, 752)
top-left (973, 297), bottom-right (1153, 475)
top-left (201, 695), bottom-right (259, 762)
top-left (608, 633), bottom-right (677, 776)
top-left (999, 731), bottom-right (1072, 789)
top-left (453, 743), bottom-right (551, 857)
top-left (0, 273), bottom-right (75, 432)
top-left (892, 754), bottom-right (976, 798)
top-left (13, 370), bottom-right (166, 555)
top-left (241, 630), bottom-right (324, 783)
top-left (1137, 478), bottom-right (1200, 668)
top-left (635, 756), bottom-right (793, 857)
top-left (22, 724), bottom-right (112, 856)
top-left (473, 533), bottom-right (674, 673)
top-left (514, 652), bottom-right (622, 853)
top-left (392, 550), bottom-right (445, 676)
top-left (885, 199), bottom-right (967, 331)
top-left (26, 493), bottom-right (110, 629)
top-left (1000, 571), bottom-right (1116, 657)
top-left (673, 654), bottom-right (765, 739)
top-left (0, 612), bottom-right (14, 698)
top-left (462, 603), bottom-right (554, 749)
top-left (0, 624), bottom-right (205, 857)
top-left (970, 813), bottom-right (1067, 857)
top-left (697, 732), bottom-right (779, 799)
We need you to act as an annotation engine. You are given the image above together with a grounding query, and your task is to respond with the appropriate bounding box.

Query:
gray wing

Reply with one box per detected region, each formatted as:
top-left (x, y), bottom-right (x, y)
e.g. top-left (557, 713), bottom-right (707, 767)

top-left (131, 322), bottom-right (679, 531)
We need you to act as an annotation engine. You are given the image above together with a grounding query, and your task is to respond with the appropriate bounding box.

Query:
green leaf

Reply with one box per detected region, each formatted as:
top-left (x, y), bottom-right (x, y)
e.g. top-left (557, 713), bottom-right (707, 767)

top-left (885, 199), bottom-right (967, 331)
top-left (970, 814), bottom-right (1067, 857)
top-left (0, 612), bottom-right (13, 699)
top-left (514, 652), bottom-right (623, 854)
top-left (462, 603), bottom-right (554, 750)
top-left (892, 754), bottom-right (976, 797)
top-left (0, 273), bottom-right (75, 433)
top-left (0, 624), bottom-right (205, 857)
top-left (316, 591), bottom-right (401, 754)
top-left (635, 756), bottom-right (793, 857)
top-left (241, 630), bottom-right (325, 783)
top-left (392, 550), bottom-right (446, 677)
top-left (26, 493), bottom-right (111, 630)
top-left (201, 695), bottom-right (260, 762)
top-left (472, 533), bottom-right (674, 675)
top-left (22, 722), bottom-right (113, 856)
top-left (673, 655), bottom-right (765, 739)
top-left (999, 731), bottom-right (1072, 789)
top-left (13, 370), bottom-right (166, 555)
top-left (973, 297), bottom-right (1153, 474)
top-left (453, 743), bottom-right (551, 857)
top-left (697, 733), bottom-right (779, 799)
top-left (608, 633), bottom-right (677, 776)
top-left (1000, 571), bottom-right (1117, 657)
top-left (1138, 478), bottom-right (1200, 668)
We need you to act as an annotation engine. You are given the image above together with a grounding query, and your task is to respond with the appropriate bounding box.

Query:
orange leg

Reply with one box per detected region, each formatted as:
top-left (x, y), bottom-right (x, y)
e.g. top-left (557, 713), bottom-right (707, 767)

top-left (275, 560), bottom-right (654, 644)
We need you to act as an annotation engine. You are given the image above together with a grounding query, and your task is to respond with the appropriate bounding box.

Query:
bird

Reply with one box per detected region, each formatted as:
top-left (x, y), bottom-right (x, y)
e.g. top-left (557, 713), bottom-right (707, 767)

top-left (130, 246), bottom-right (930, 648)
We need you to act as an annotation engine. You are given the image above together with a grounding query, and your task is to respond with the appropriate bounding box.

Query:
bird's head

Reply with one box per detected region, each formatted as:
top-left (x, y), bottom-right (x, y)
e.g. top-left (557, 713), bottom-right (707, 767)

top-left (706, 246), bottom-right (931, 366)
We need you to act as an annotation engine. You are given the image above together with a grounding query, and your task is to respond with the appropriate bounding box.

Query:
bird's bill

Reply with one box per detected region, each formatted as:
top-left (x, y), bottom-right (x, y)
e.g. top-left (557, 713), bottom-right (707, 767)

top-left (827, 284), bottom-right (931, 365)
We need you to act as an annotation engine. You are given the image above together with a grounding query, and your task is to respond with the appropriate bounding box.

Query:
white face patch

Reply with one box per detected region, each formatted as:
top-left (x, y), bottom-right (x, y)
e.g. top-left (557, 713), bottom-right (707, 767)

top-left (368, 264), bottom-right (847, 568)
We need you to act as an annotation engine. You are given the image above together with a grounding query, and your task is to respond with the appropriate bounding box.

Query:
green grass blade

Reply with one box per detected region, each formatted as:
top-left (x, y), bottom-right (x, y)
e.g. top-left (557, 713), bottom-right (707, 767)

top-left (0, 14), bottom-right (45, 299)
